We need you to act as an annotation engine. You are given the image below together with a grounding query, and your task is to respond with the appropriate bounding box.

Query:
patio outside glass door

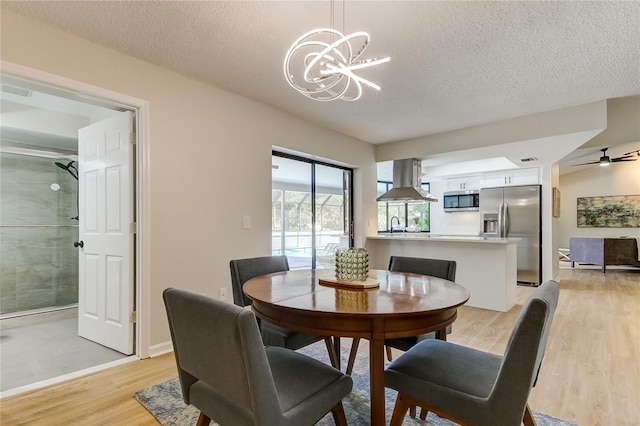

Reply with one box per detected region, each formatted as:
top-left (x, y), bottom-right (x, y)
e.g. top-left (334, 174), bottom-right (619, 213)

top-left (314, 164), bottom-right (351, 269)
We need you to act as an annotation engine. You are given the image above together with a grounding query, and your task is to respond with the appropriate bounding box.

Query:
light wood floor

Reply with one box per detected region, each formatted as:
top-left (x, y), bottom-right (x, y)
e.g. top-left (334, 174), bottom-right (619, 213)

top-left (1, 268), bottom-right (638, 426)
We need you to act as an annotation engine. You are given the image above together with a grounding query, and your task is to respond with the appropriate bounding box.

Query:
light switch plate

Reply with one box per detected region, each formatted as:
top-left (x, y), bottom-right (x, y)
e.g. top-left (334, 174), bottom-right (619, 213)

top-left (242, 215), bottom-right (251, 229)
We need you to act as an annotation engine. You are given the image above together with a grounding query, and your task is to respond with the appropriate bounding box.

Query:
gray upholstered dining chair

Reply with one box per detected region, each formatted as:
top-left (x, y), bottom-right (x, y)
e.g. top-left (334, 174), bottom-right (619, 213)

top-left (345, 256), bottom-right (457, 375)
top-left (163, 288), bottom-right (353, 426)
top-left (230, 255), bottom-right (338, 367)
top-left (384, 280), bottom-right (560, 426)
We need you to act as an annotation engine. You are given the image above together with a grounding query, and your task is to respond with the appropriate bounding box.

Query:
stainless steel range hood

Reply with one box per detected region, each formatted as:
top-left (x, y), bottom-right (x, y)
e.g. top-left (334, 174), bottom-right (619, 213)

top-left (377, 158), bottom-right (438, 202)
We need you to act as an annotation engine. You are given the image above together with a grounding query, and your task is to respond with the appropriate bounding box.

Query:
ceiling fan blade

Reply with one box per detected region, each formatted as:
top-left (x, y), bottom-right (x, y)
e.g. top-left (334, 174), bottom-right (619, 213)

top-left (572, 161), bottom-right (600, 166)
top-left (570, 146), bottom-right (638, 167)
top-left (612, 154), bottom-right (635, 160)
top-left (611, 157), bottom-right (637, 162)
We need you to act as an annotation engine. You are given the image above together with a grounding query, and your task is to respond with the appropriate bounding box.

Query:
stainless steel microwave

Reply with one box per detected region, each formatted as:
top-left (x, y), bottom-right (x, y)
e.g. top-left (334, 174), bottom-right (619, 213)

top-left (443, 190), bottom-right (480, 212)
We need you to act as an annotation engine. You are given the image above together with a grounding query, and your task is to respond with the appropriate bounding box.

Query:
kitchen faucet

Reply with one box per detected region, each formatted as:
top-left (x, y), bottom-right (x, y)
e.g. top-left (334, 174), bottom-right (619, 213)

top-left (390, 216), bottom-right (401, 233)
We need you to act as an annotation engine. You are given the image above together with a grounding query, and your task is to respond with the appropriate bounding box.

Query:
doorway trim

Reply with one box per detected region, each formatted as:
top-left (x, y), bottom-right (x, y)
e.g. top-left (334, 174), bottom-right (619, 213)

top-left (1, 60), bottom-right (151, 358)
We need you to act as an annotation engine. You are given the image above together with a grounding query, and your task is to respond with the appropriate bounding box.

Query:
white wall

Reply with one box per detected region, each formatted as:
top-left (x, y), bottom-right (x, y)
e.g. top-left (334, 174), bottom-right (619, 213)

top-left (558, 161), bottom-right (640, 248)
top-left (0, 10), bottom-right (377, 350)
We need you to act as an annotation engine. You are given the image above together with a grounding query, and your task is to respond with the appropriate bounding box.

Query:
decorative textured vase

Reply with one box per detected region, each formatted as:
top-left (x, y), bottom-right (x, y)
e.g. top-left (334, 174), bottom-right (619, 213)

top-left (335, 248), bottom-right (369, 281)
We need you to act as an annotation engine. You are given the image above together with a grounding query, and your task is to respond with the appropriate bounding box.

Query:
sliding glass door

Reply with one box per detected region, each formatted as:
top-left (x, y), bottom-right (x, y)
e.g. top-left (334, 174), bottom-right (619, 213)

top-left (272, 152), bottom-right (352, 269)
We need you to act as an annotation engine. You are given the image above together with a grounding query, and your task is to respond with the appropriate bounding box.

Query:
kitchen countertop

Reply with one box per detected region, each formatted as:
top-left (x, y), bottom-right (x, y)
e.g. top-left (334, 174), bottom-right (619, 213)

top-left (367, 234), bottom-right (520, 244)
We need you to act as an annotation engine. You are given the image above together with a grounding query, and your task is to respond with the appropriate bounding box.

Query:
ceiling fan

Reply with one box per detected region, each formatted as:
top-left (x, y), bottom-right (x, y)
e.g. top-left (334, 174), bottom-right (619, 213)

top-left (573, 147), bottom-right (639, 167)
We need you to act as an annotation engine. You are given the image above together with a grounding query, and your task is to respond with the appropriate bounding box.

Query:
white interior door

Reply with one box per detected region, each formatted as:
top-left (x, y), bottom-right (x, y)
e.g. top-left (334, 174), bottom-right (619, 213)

top-left (77, 111), bottom-right (134, 355)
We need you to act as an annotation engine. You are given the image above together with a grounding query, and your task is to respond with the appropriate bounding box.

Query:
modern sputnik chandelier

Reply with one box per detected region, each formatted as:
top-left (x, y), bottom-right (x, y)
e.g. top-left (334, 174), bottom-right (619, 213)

top-left (284, 1), bottom-right (390, 101)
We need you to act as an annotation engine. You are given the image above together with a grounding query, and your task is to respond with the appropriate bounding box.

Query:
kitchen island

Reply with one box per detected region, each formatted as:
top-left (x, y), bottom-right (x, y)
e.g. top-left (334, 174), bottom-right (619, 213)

top-left (366, 234), bottom-right (519, 312)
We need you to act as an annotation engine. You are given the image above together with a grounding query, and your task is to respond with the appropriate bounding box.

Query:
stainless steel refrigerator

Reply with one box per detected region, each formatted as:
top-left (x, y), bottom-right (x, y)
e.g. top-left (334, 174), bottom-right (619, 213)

top-left (480, 185), bottom-right (542, 285)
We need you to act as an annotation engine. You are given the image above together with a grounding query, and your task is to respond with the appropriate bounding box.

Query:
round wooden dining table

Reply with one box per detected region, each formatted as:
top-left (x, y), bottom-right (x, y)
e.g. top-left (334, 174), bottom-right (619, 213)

top-left (243, 268), bottom-right (470, 426)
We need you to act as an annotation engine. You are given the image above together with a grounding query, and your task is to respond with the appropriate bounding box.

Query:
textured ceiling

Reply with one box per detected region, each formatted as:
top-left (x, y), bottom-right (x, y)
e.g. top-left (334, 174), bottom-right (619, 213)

top-left (3, 1), bottom-right (639, 145)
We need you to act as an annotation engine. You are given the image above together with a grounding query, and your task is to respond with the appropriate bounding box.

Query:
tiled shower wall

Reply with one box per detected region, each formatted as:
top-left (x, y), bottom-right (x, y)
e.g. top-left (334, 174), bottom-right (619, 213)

top-left (1, 152), bottom-right (79, 314)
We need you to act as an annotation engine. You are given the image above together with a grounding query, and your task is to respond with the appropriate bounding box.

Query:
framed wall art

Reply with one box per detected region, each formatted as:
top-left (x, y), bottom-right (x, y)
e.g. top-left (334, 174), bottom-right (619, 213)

top-left (552, 187), bottom-right (561, 218)
top-left (577, 195), bottom-right (640, 228)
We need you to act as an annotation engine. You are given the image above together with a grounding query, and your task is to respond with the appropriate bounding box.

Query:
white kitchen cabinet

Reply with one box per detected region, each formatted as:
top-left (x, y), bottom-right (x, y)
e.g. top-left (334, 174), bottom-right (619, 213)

top-left (480, 168), bottom-right (539, 188)
top-left (445, 175), bottom-right (480, 191)
top-left (481, 172), bottom-right (511, 188)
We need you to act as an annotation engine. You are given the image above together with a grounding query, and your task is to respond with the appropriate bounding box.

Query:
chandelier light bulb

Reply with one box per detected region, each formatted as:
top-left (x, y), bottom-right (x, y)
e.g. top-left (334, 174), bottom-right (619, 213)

top-left (284, 28), bottom-right (390, 101)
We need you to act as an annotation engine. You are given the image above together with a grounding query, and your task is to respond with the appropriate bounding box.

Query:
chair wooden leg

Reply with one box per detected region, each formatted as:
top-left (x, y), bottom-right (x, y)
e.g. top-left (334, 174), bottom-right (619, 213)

top-left (419, 407), bottom-right (428, 420)
top-left (331, 401), bottom-right (348, 426)
top-left (196, 412), bottom-right (211, 426)
top-left (346, 338), bottom-right (360, 375)
top-left (409, 404), bottom-right (417, 418)
top-left (324, 337), bottom-right (339, 369)
top-left (523, 404), bottom-right (537, 426)
top-left (390, 393), bottom-right (411, 426)
top-left (386, 345), bottom-right (393, 362)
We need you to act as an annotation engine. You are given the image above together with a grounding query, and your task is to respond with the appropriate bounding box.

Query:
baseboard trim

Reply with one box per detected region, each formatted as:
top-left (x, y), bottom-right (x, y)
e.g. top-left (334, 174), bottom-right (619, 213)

top-left (149, 341), bottom-right (174, 357)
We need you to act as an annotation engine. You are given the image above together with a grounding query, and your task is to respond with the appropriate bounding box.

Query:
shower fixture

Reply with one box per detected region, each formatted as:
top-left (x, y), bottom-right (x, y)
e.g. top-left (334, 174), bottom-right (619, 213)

top-left (54, 161), bottom-right (78, 180)
top-left (54, 160), bottom-right (79, 220)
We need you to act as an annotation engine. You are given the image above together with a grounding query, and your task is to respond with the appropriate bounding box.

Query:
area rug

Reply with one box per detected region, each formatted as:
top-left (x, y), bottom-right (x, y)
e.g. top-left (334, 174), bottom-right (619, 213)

top-left (134, 342), bottom-right (576, 426)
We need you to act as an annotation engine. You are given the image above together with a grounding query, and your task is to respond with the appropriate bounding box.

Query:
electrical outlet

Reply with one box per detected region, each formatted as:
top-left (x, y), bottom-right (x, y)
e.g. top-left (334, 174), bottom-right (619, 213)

top-left (219, 287), bottom-right (228, 301)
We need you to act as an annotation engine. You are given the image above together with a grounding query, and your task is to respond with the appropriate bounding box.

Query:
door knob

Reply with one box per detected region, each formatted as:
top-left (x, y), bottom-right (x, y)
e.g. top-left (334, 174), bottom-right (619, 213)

top-left (74, 240), bottom-right (84, 248)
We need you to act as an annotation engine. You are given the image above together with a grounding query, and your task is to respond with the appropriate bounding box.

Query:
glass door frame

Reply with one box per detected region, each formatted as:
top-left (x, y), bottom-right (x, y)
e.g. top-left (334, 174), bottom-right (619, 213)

top-left (272, 151), bottom-right (354, 269)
